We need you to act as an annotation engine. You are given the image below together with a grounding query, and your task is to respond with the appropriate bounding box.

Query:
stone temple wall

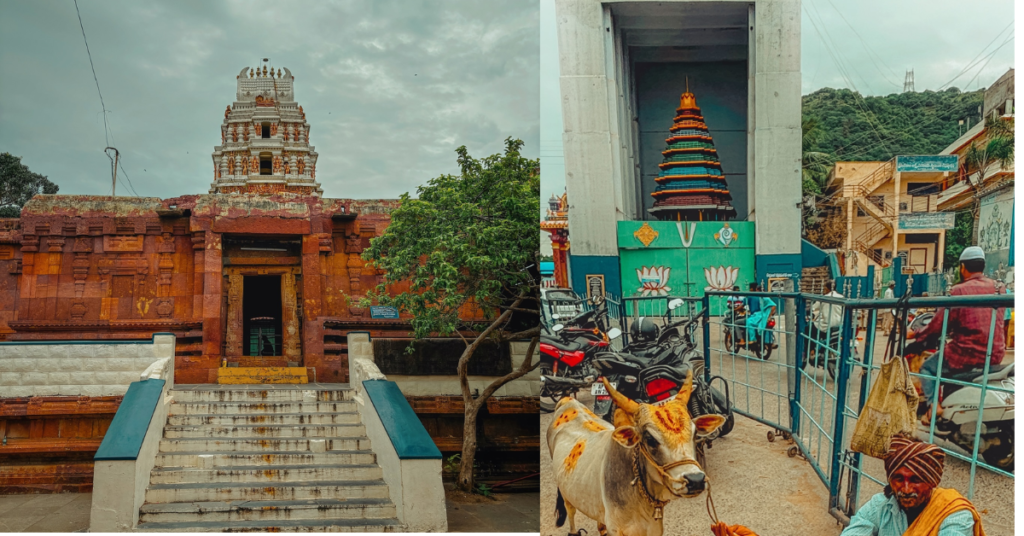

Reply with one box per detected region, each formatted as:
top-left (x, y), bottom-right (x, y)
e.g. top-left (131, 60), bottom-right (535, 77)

top-left (0, 193), bottom-right (410, 384)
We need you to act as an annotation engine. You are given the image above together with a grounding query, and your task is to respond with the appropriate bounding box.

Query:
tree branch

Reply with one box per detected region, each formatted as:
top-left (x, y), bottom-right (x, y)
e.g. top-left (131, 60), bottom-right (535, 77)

top-left (456, 299), bottom-right (520, 401)
top-left (473, 335), bottom-right (540, 407)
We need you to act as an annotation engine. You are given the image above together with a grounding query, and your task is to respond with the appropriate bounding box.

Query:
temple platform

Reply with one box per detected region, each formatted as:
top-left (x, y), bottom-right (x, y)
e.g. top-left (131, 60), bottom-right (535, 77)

top-left (215, 367), bottom-right (309, 384)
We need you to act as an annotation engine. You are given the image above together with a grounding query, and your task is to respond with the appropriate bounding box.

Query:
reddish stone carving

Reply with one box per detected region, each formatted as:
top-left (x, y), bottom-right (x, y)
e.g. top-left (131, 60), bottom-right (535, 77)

top-left (227, 157), bottom-right (234, 175)
top-left (284, 160), bottom-right (290, 175)
top-left (250, 157), bottom-right (258, 174)
top-left (297, 158), bottom-right (305, 175)
top-left (271, 123), bottom-right (278, 136)
top-left (231, 124), bottom-right (238, 142)
top-left (242, 124), bottom-right (249, 142)
top-left (241, 155), bottom-right (249, 174)
top-left (273, 156), bottom-right (282, 174)
top-left (254, 123), bottom-right (262, 137)
top-left (224, 105), bottom-right (231, 118)
top-left (103, 235), bottom-right (144, 252)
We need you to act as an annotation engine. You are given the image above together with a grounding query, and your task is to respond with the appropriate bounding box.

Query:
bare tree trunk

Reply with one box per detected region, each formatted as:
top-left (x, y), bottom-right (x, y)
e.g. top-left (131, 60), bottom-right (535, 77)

top-left (971, 197), bottom-right (981, 246)
top-left (453, 300), bottom-right (540, 492)
top-left (456, 400), bottom-right (483, 491)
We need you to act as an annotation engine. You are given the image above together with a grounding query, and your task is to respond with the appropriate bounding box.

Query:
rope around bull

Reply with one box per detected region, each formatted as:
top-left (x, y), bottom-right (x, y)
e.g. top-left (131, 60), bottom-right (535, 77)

top-left (632, 442), bottom-right (756, 535)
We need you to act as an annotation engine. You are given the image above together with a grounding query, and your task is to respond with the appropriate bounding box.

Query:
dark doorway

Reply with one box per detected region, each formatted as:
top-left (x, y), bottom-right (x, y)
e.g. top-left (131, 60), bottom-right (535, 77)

top-left (261, 122), bottom-right (271, 139)
top-left (260, 154), bottom-right (272, 175)
top-left (243, 275), bottom-right (282, 356)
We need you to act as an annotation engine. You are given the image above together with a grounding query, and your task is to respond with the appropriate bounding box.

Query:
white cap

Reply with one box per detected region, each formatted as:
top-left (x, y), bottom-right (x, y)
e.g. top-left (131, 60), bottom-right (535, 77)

top-left (959, 246), bottom-right (985, 262)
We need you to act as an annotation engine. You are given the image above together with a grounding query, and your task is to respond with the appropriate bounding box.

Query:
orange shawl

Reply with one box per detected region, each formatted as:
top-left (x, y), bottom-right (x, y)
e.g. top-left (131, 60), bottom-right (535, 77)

top-left (906, 488), bottom-right (986, 536)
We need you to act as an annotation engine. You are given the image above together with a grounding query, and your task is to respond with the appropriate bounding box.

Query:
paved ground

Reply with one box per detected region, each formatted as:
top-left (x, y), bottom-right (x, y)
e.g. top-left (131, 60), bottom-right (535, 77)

top-left (446, 490), bottom-right (540, 532)
top-left (0, 493), bottom-right (91, 532)
top-left (541, 392), bottom-right (845, 536)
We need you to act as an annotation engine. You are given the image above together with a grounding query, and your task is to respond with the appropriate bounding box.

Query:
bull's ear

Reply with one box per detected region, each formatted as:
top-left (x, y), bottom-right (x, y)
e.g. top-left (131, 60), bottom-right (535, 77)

top-left (611, 425), bottom-right (641, 448)
top-left (693, 414), bottom-right (727, 437)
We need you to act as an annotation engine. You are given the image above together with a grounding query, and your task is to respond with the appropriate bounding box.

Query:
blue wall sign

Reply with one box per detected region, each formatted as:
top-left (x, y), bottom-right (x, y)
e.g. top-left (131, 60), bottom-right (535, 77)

top-left (370, 306), bottom-right (400, 319)
top-left (895, 155), bottom-right (958, 173)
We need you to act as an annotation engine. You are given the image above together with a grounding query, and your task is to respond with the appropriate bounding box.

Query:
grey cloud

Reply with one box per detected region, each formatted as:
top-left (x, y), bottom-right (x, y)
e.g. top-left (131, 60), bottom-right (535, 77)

top-left (0, 0), bottom-right (539, 200)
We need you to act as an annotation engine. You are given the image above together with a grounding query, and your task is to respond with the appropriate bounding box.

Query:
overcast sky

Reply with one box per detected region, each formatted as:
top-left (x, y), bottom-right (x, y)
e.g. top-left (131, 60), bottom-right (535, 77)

top-left (539, 0), bottom-right (1016, 205)
top-left (0, 0), bottom-right (538, 200)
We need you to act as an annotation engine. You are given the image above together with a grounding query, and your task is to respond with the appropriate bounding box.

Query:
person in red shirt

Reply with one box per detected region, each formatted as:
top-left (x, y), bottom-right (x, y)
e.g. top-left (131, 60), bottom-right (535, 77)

top-left (907, 246), bottom-right (1005, 421)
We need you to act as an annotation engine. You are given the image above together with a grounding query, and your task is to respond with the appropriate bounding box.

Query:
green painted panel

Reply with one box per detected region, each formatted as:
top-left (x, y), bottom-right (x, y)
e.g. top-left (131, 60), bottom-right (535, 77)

top-left (617, 220), bottom-right (755, 316)
top-left (617, 221), bottom-right (754, 250)
top-left (620, 248), bottom-right (690, 298)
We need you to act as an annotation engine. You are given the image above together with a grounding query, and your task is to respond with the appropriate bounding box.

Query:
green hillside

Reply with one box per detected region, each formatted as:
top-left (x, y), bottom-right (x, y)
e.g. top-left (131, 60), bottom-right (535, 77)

top-left (802, 87), bottom-right (985, 163)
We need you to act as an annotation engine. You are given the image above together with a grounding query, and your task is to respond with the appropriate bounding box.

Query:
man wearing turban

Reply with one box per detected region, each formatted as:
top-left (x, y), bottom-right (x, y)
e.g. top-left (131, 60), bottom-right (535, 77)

top-left (842, 435), bottom-right (985, 535)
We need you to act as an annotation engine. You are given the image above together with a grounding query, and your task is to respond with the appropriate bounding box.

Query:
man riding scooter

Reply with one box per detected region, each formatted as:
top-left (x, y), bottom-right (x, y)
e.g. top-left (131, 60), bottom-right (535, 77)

top-left (906, 246), bottom-right (1006, 424)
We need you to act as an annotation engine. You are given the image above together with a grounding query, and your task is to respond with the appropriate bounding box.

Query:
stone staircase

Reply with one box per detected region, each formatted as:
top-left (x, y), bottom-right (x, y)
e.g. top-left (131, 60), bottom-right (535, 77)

top-left (136, 386), bottom-right (404, 532)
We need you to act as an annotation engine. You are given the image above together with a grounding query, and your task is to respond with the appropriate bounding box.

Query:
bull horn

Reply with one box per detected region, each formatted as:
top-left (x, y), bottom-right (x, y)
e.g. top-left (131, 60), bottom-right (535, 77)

top-left (674, 369), bottom-right (694, 408)
top-left (603, 377), bottom-right (639, 415)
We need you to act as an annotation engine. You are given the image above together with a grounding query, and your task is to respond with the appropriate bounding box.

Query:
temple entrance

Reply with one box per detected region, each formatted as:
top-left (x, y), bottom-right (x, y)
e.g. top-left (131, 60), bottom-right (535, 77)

top-left (242, 275), bottom-right (283, 356)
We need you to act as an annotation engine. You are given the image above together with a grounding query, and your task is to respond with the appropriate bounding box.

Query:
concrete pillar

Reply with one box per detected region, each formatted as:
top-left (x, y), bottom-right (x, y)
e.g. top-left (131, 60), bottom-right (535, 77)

top-left (892, 171), bottom-right (901, 262)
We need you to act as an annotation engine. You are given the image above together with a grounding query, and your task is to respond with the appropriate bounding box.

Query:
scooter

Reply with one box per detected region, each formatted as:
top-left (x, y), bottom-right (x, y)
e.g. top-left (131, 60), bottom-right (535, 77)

top-left (728, 314), bottom-right (776, 360)
top-left (904, 313), bottom-right (1015, 470)
top-left (915, 362), bottom-right (1014, 471)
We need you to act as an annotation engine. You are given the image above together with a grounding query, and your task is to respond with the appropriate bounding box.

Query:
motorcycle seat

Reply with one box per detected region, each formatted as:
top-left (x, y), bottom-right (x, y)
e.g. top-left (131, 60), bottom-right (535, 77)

top-left (542, 337), bottom-right (584, 352)
top-left (942, 363), bottom-right (1012, 383)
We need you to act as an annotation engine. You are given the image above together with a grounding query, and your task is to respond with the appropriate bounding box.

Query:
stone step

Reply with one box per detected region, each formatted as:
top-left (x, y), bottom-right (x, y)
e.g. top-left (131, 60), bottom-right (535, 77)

top-left (149, 464), bottom-right (383, 485)
top-left (158, 437), bottom-right (371, 453)
top-left (166, 412), bottom-right (361, 427)
top-left (136, 516), bottom-right (403, 533)
top-left (171, 388), bottom-right (353, 403)
top-left (154, 450), bottom-right (376, 469)
top-left (144, 479), bottom-right (390, 504)
top-left (168, 401), bottom-right (357, 415)
top-left (138, 498), bottom-right (397, 525)
top-left (217, 367), bottom-right (309, 385)
top-left (163, 424), bottom-right (366, 439)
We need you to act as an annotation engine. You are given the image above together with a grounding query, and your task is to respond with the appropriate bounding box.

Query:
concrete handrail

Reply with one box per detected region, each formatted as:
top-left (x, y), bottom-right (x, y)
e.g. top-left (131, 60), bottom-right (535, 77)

top-left (347, 331), bottom-right (448, 532)
top-left (90, 377), bottom-right (173, 531)
top-left (89, 333), bottom-right (176, 532)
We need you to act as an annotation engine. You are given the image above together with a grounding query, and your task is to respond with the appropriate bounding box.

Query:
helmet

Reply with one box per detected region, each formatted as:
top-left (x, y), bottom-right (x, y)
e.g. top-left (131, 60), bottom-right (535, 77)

top-left (630, 317), bottom-right (659, 342)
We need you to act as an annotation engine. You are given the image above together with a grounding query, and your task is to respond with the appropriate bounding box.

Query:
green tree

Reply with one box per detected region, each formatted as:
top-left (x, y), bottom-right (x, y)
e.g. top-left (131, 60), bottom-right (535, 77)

top-left (801, 118), bottom-right (833, 196)
top-left (0, 153), bottom-right (59, 217)
top-left (362, 139), bottom-right (541, 492)
top-left (944, 210), bottom-right (974, 268)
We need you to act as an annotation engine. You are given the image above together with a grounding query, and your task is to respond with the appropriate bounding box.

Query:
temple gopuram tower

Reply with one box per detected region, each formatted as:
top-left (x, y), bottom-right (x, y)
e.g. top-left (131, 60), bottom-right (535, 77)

top-left (211, 65), bottom-right (322, 195)
top-left (649, 86), bottom-right (736, 222)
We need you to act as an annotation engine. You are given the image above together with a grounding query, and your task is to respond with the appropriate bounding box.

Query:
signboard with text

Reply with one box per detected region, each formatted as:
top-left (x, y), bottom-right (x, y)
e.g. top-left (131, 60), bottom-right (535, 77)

top-left (369, 306), bottom-right (400, 319)
top-left (898, 212), bottom-right (955, 230)
top-left (895, 155), bottom-right (958, 173)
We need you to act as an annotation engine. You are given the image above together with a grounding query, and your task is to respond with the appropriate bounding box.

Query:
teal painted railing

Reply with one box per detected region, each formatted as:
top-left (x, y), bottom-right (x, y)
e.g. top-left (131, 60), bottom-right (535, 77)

top-left (94, 379), bottom-right (165, 461)
top-left (363, 379), bottom-right (442, 460)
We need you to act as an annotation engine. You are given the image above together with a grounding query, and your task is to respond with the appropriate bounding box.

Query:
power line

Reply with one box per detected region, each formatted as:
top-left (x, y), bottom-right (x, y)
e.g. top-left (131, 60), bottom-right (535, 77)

top-left (938, 21), bottom-right (1014, 90)
top-left (73, 0), bottom-right (140, 198)
top-left (73, 0), bottom-right (109, 147)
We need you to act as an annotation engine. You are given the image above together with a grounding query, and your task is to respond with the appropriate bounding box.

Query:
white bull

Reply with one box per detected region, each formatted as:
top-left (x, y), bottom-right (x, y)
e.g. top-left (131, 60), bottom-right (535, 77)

top-left (547, 374), bottom-right (725, 536)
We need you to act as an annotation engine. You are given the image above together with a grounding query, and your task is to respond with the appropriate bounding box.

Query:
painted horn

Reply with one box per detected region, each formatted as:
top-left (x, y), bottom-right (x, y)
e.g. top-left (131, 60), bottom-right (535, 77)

top-left (673, 369), bottom-right (695, 408)
top-left (603, 377), bottom-right (639, 415)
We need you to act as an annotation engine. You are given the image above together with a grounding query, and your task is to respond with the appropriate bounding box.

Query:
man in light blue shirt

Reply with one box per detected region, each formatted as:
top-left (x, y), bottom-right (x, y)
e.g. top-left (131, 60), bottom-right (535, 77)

top-left (842, 435), bottom-right (984, 536)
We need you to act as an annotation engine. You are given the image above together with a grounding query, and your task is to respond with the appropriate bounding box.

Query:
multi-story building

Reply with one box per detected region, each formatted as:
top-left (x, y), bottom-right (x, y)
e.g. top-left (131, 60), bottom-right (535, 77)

top-left (937, 69), bottom-right (1014, 275)
top-left (826, 155), bottom-right (958, 276)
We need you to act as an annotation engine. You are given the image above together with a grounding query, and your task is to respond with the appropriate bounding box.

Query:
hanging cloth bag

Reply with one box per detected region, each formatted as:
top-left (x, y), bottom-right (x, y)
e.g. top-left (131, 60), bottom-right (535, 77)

top-left (849, 355), bottom-right (920, 458)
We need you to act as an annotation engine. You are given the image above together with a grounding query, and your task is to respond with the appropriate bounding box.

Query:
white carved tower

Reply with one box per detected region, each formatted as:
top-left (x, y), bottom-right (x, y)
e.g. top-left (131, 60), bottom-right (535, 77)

top-left (211, 65), bottom-right (322, 195)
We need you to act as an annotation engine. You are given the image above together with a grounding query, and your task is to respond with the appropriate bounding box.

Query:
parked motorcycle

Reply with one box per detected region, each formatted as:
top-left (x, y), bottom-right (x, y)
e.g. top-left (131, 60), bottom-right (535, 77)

top-left (591, 308), bottom-right (735, 449)
top-left (803, 323), bottom-right (842, 380)
top-left (539, 321), bottom-right (622, 413)
top-left (904, 313), bottom-right (1014, 470)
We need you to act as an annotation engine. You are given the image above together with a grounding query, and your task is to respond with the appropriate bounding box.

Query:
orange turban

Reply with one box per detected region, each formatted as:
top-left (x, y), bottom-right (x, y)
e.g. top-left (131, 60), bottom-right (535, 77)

top-left (884, 435), bottom-right (944, 487)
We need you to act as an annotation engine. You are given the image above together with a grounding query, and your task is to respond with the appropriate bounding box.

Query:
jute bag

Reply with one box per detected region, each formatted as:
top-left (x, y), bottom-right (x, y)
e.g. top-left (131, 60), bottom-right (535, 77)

top-left (850, 356), bottom-right (920, 458)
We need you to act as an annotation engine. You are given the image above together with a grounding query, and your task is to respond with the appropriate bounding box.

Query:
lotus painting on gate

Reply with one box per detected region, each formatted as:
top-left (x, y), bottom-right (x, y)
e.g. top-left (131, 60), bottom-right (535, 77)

top-left (637, 266), bottom-right (672, 296)
top-left (704, 266), bottom-right (739, 292)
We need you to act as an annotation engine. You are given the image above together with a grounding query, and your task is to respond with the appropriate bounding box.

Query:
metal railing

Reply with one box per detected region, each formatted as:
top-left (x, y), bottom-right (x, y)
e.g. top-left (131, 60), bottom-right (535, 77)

top-left (699, 290), bottom-right (1014, 525)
